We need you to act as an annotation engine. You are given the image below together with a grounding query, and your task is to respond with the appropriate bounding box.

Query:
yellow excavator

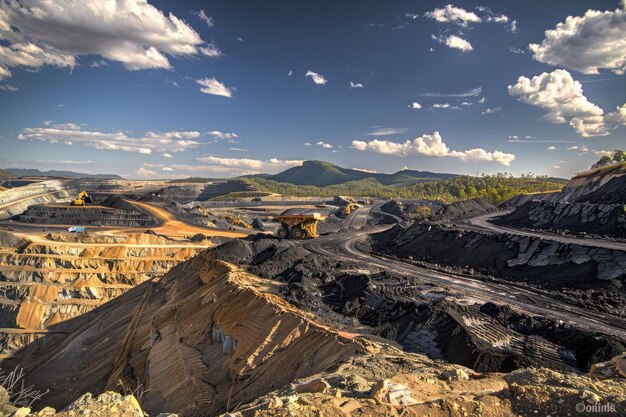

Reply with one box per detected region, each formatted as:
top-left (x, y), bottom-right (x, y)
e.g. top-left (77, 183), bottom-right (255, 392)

top-left (341, 203), bottom-right (360, 217)
top-left (223, 215), bottom-right (253, 230)
top-left (71, 191), bottom-right (95, 206)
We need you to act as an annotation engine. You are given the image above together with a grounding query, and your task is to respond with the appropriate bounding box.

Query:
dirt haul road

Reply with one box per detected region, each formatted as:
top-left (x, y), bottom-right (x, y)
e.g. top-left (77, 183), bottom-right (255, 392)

top-left (305, 206), bottom-right (626, 341)
top-left (464, 211), bottom-right (626, 251)
top-left (127, 200), bottom-right (250, 239)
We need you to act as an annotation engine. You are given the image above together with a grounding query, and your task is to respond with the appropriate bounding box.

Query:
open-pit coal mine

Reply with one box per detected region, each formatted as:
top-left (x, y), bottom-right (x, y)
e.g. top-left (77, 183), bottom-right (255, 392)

top-left (0, 162), bottom-right (624, 416)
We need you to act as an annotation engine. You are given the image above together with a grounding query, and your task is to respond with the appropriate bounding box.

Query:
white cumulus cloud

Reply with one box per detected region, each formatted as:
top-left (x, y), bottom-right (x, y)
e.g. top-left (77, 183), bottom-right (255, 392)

top-left (425, 5), bottom-right (481, 26)
top-left (350, 81), bottom-right (364, 88)
top-left (409, 102), bottom-right (422, 109)
top-left (432, 34), bottom-right (473, 52)
top-left (0, 0), bottom-right (220, 79)
top-left (351, 131), bottom-right (515, 166)
top-left (529, 8), bottom-right (626, 75)
top-left (196, 77), bottom-right (233, 97)
top-left (508, 69), bottom-right (626, 137)
top-left (316, 141), bottom-right (333, 148)
top-left (305, 70), bottom-right (327, 85)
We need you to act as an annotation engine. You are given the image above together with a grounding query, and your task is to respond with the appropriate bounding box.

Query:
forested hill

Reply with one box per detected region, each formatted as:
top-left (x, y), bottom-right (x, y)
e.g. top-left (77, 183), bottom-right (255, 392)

top-left (266, 160), bottom-right (457, 187)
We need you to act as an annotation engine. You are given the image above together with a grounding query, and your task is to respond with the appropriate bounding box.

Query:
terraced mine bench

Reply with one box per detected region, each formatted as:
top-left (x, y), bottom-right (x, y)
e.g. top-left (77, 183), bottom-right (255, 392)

top-left (18, 204), bottom-right (157, 227)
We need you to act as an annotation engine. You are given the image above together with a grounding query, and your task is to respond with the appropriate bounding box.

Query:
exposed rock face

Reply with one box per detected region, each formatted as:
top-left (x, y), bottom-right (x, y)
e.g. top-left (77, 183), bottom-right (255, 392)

top-left (496, 200), bottom-right (625, 237)
top-left (590, 354), bottom-right (626, 379)
top-left (0, 233), bottom-right (205, 355)
top-left (576, 175), bottom-right (626, 204)
top-left (7, 252), bottom-right (361, 417)
top-left (504, 163), bottom-right (625, 207)
top-left (0, 391), bottom-right (146, 417)
top-left (373, 223), bottom-right (626, 287)
top-left (214, 343), bottom-right (626, 417)
top-left (557, 163), bottom-right (625, 202)
top-left (0, 181), bottom-right (76, 220)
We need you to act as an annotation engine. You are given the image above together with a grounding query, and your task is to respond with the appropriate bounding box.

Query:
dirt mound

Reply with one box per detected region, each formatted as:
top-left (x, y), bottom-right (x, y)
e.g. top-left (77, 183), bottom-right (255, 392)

top-left (430, 198), bottom-right (498, 221)
top-left (316, 213), bottom-right (346, 234)
top-left (251, 217), bottom-right (266, 230)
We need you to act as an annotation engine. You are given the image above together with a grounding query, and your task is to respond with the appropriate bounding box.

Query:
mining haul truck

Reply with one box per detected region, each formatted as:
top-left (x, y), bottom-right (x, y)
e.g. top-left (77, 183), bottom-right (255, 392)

top-left (273, 213), bottom-right (326, 239)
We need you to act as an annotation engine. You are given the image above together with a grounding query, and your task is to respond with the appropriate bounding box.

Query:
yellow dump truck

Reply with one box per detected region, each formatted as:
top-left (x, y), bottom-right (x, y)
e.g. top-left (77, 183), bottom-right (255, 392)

top-left (273, 213), bottom-right (326, 239)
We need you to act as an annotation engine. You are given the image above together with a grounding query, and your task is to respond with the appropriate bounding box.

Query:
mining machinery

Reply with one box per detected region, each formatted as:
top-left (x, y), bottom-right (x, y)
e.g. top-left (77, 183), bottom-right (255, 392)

top-left (71, 191), bottom-right (94, 206)
top-left (273, 213), bottom-right (326, 239)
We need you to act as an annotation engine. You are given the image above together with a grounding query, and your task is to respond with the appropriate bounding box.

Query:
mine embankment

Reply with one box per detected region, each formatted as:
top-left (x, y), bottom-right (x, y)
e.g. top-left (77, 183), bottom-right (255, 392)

top-left (18, 195), bottom-right (157, 227)
top-left (211, 236), bottom-right (624, 375)
top-left (372, 222), bottom-right (626, 289)
top-left (494, 200), bottom-right (625, 238)
top-left (576, 174), bottom-right (626, 204)
top-left (430, 198), bottom-right (498, 221)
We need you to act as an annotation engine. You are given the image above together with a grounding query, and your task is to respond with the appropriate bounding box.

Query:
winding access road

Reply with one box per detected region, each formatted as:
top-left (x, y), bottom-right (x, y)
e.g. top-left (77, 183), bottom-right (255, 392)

top-left (304, 205), bottom-right (626, 341)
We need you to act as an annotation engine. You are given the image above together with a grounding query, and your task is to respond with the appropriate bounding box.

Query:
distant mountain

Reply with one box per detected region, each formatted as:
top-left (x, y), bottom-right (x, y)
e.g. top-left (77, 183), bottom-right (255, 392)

top-left (266, 160), bottom-right (457, 187)
top-left (6, 168), bottom-right (124, 180)
top-left (0, 168), bottom-right (15, 180)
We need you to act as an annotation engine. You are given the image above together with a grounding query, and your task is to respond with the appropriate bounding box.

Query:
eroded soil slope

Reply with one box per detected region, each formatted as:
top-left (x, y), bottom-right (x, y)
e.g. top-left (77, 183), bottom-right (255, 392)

top-left (6, 252), bottom-right (361, 416)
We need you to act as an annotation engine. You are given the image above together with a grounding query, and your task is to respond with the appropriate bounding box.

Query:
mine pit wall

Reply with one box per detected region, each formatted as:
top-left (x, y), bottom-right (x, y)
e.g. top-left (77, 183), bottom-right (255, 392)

top-left (18, 204), bottom-right (156, 227)
top-left (373, 223), bottom-right (626, 288)
top-left (7, 252), bottom-right (361, 417)
top-left (496, 200), bottom-right (626, 237)
top-left (0, 241), bottom-right (204, 355)
top-left (0, 180), bottom-right (76, 220)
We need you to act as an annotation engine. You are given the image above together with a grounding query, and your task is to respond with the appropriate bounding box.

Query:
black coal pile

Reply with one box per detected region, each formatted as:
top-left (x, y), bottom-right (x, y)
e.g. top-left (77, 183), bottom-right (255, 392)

top-left (0, 230), bottom-right (28, 249)
top-left (374, 200), bottom-right (406, 224)
top-left (210, 235), bottom-right (623, 373)
top-left (251, 218), bottom-right (266, 231)
top-left (372, 222), bottom-right (626, 290)
top-left (430, 198), bottom-right (498, 221)
top-left (495, 200), bottom-right (625, 238)
top-left (317, 214), bottom-right (343, 234)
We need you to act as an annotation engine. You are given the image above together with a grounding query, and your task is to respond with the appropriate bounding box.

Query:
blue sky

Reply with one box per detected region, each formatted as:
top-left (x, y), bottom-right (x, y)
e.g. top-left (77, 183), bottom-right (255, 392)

top-left (0, 0), bottom-right (625, 179)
